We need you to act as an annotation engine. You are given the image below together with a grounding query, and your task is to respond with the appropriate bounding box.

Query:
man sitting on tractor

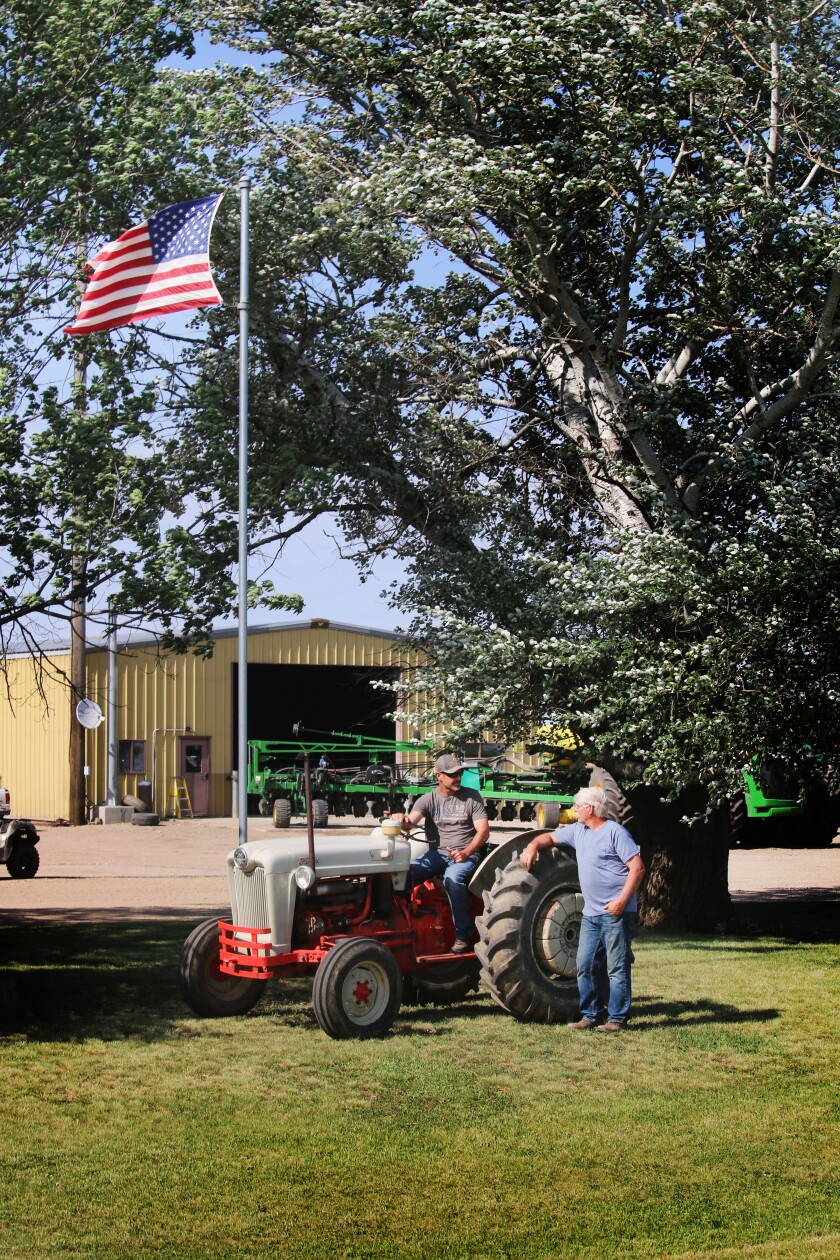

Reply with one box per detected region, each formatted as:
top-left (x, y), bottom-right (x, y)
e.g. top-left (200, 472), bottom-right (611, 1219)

top-left (393, 754), bottom-right (489, 954)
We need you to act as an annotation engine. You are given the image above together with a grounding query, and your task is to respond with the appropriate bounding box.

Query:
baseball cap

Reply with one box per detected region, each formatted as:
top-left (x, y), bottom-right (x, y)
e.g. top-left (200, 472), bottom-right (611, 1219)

top-left (434, 753), bottom-right (465, 775)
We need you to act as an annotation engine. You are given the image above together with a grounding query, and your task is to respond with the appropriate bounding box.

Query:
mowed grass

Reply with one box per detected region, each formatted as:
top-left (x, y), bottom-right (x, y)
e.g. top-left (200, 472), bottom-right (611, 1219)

top-left (0, 913), bottom-right (837, 1260)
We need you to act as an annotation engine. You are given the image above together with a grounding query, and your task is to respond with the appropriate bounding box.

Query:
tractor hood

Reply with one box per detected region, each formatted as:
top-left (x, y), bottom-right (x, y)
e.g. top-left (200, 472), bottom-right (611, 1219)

top-left (225, 829), bottom-right (411, 952)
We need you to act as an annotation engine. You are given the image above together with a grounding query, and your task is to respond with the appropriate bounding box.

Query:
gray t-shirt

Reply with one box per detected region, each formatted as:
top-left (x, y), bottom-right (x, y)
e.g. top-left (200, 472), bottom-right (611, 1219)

top-left (412, 787), bottom-right (488, 851)
top-left (551, 820), bottom-right (641, 916)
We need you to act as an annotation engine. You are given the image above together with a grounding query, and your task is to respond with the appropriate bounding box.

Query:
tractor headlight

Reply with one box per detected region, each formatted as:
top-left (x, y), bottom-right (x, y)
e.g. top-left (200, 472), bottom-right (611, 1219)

top-left (295, 864), bottom-right (316, 891)
top-left (233, 847), bottom-right (251, 870)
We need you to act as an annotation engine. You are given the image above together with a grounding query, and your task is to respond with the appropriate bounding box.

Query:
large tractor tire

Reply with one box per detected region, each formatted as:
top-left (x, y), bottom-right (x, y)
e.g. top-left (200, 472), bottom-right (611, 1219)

top-left (475, 845), bottom-right (583, 1023)
top-left (273, 798), bottom-right (292, 829)
top-left (588, 765), bottom-right (635, 828)
top-left (403, 958), bottom-right (480, 1006)
top-left (6, 839), bottom-right (40, 879)
top-left (312, 937), bottom-right (402, 1039)
top-left (180, 918), bottom-right (266, 1017)
top-left (312, 798), bottom-right (329, 827)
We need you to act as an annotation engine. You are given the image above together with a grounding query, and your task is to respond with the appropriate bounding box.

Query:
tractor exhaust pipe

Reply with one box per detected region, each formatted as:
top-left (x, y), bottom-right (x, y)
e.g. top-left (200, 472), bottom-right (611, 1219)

top-left (303, 751), bottom-right (317, 872)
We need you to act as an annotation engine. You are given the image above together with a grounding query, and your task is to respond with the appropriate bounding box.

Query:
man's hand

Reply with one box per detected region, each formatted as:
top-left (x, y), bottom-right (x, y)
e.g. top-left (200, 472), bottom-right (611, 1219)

top-left (521, 841), bottom-right (540, 870)
top-left (604, 896), bottom-right (626, 916)
top-left (521, 832), bottom-right (556, 870)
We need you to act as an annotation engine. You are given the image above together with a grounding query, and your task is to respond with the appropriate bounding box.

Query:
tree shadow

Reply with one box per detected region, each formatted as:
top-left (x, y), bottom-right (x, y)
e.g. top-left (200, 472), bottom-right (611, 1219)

top-left (731, 899), bottom-right (840, 942)
top-left (0, 918), bottom-right (196, 1042)
top-left (632, 994), bottom-right (780, 1028)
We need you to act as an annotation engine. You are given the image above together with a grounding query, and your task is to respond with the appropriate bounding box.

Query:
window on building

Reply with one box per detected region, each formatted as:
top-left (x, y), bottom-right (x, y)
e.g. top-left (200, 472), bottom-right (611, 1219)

top-left (119, 740), bottom-right (146, 773)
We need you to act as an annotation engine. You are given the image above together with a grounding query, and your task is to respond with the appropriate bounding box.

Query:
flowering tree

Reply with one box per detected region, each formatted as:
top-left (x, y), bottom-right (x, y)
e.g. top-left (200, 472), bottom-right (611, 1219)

top-left (184, 0), bottom-right (840, 925)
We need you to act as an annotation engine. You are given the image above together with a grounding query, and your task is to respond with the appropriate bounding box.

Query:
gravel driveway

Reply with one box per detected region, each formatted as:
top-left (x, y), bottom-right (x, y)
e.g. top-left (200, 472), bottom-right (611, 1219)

top-left (2, 816), bottom-right (837, 923)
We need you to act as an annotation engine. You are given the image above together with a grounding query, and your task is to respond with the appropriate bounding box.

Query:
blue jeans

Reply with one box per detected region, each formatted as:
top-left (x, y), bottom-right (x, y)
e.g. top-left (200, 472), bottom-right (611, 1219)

top-left (577, 912), bottom-right (636, 1025)
top-left (410, 848), bottom-right (482, 941)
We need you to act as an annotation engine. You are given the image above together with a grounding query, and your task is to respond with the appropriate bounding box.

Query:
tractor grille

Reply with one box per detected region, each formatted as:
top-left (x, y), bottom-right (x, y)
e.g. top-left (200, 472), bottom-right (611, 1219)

top-left (230, 866), bottom-right (270, 929)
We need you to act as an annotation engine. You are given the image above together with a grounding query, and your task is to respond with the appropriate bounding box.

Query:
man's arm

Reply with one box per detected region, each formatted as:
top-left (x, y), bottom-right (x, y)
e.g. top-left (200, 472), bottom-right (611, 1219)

top-left (604, 855), bottom-right (646, 916)
top-left (520, 831), bottom-right (557, 870)
top-left (449, 815), bottom-right (490, 861)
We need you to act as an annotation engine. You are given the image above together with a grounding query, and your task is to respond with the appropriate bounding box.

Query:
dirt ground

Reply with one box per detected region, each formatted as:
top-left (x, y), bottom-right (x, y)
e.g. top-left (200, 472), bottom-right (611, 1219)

top-left (1, 815), bottom-right (837, 923)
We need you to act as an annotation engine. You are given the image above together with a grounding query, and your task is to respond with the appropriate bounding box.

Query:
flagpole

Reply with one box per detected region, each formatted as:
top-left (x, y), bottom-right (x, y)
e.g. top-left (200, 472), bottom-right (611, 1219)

top-left (237, 175), bottom-right (250, 844)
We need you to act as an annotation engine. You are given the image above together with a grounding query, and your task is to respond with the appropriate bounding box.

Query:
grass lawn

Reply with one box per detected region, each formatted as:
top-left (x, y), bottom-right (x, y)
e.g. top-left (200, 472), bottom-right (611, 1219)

top-left (0, 912), bottom-right (837, 1260)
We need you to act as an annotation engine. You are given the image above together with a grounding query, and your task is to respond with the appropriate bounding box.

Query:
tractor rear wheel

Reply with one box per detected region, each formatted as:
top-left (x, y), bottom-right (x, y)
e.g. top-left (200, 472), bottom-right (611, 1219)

top-left (180, 918), bottom-right (266, 1017)
top-left (475, 846), bottom-right (582, 1023)
top-left (273, 798), bottom-right (292, 828)
top-left (6, 839), bottom-right (39, 879)
top-left (312, 937), bottom-right (402, 1039)
top-left (404, 958), bottom-right (480, 1006)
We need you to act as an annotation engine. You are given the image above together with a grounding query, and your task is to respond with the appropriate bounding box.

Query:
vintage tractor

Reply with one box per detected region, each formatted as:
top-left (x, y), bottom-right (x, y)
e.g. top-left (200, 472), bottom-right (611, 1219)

top-left (0, 787), bottom-right (40, 878)
top-left (179, 812), bottom-right (584, 1038)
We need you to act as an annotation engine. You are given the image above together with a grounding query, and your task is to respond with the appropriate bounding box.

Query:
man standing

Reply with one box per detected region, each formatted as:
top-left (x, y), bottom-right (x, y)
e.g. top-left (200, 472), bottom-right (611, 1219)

top-left (394, 754), bottom-right (489, 954)
top-left (521, 785), bottom-right (645, 1032)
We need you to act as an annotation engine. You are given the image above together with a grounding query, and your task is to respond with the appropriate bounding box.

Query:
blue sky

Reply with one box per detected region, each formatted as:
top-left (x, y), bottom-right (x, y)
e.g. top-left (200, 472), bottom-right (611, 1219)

top-left (161, 31), bottom-right (433, 635)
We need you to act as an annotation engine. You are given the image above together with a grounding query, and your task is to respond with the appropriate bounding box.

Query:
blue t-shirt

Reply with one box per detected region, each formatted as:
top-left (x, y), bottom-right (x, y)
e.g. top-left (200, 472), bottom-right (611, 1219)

top-left (551, 820), bottom-right (641, 917)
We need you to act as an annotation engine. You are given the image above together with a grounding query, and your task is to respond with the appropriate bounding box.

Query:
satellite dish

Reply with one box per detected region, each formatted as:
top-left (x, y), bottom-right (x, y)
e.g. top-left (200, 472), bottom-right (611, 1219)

top-left (76, 699), bottom-right (104, 729)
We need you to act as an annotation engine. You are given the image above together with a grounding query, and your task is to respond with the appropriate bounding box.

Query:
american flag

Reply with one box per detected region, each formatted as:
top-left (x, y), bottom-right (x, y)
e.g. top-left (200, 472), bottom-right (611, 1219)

top-left (64, 194), bottom-right (224, 336)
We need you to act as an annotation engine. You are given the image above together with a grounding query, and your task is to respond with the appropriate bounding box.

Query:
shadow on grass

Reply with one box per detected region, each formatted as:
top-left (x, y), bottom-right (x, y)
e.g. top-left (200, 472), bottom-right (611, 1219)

top-left (632, 995), bottom-right (780, 1028)
top-left (731, 899), bottom-right (840, 942)
top-left (0, 918), bottom-right (492, 1044)
top-left (0, 918), bottom-right (200, 1042)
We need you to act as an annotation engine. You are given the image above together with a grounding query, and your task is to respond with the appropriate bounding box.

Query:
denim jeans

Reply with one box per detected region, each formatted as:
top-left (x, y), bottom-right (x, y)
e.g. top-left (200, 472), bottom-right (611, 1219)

top-left (410, 847), bottom-right (482, 940)
top-left (577, 912), bottom-right (636, 1025)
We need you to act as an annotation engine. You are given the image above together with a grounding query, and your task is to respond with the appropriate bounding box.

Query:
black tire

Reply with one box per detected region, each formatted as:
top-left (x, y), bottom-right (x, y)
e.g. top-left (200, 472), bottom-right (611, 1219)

top-left (475, 846), bottom-right (582, 1023)
top-left (179, 918), bottom-right (266, 1017)
top-left (273, 798), bottom-right (292, 828)
top-left (312, 798), bottom-right (329, 827)
top-left (404, 958), bottom-right (480, 1006)
top-left (6, 839), bottom-right (40, 879)
top-left (729, 793), bottom-right (748, 847)
top-left (588, 766), bottom-right (635, 828)
top-left (131, 812), bottom-right (160, 826)
top-left (312, 937), bottom-right (402, 1039)
top-left (535, 801), bottom-right (561, 829)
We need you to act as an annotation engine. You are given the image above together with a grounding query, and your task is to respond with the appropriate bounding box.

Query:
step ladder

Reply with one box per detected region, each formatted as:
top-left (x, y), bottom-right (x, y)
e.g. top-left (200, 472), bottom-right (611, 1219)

top-left (168, 777), bottom-right (193, 819)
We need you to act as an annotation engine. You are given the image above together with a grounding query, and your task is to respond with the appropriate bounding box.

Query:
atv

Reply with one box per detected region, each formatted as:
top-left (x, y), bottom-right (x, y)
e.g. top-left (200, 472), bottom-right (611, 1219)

top-left (0, 788), bottom-right (41, 878)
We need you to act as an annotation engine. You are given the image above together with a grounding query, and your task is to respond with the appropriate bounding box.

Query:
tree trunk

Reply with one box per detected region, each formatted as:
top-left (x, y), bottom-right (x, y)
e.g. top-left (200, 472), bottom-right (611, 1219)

top-left (629, 785), bottom-right (732, 931)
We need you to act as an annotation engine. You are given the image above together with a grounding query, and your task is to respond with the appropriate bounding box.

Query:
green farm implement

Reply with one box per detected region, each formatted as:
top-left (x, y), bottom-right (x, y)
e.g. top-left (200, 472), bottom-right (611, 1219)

top-left (247, 726), bottom-right (577, 826)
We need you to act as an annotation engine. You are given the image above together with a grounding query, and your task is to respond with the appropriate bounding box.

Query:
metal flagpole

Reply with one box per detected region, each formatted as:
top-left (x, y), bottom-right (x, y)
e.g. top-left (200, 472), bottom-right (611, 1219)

top-left (237, 175), bottom-right (250, 844)
top-left (106, 598), bottom-right (118, 807)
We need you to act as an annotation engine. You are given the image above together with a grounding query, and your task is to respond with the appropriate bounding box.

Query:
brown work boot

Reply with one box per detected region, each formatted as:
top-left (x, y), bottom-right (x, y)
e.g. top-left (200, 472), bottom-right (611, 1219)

top-left (596, 1021), bottom-right (625, 1033)
top-left (450, 938), bottom-right (472, 954)
top-left (567, 1018), bottom-right (598, 1030)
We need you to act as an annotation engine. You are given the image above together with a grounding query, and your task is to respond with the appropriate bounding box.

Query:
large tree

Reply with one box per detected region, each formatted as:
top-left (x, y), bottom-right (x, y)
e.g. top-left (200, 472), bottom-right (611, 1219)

top-left (180, 0), bottom-right (840, 925)
top-left (0, 0), bottom-right (300, 666)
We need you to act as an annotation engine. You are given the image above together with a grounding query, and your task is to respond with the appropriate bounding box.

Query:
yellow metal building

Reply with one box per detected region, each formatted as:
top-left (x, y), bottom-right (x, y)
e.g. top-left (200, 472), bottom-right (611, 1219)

top-left (0, 621), bottom-right (413, 820)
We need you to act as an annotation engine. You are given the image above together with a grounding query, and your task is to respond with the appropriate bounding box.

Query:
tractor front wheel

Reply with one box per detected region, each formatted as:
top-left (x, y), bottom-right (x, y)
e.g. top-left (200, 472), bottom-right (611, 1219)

top-left (475, 846), bottom-right (582, 1023)
top-left (312, 938), bottom-right (402, 1039)
top-left (180, 918), bottom-right (266, 1017)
